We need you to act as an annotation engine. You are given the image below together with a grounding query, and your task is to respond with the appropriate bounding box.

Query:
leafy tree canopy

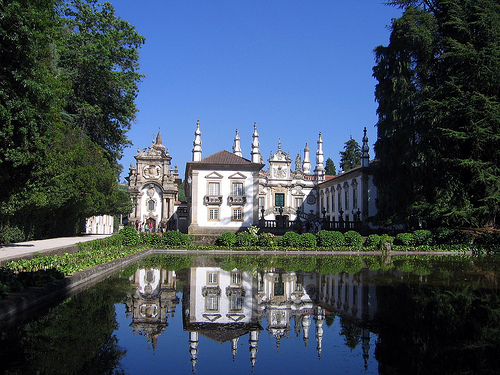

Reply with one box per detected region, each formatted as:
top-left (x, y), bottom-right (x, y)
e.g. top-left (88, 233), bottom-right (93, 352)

top-left (0, 0), bottom-right (143, 239)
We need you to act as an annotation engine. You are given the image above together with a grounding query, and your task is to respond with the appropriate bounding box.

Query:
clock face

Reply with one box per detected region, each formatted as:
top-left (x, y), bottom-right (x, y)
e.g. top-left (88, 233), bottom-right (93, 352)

top-left (143, 165), bottom-right (162, 179)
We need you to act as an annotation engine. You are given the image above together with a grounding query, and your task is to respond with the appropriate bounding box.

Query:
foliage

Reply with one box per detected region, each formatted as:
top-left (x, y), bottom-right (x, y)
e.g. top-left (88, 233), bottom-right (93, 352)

top-left (282, 231), bottom-right (301, 247)
top-left (395, 233), bottom-right (417, 246)
top-left (433, 227), bottom-right (455, 244)
top-left (162, 230), bottom-right (194, 247)
top-left (316, 230), bottom-right (346, 248)
top-left (217, 232), bottom-right (237, 247)
top-left (325, 157), bottom-right (336, 175)
top-left (339, 136), bottom-right (361, 172)
top-left (374, 0), bottom-right (500, 227)
top-left (344, 231), bottom-right (363, 247)
top-left (0, 0), bottom-right (143, 239)
top-left (120, 226), bottom-right (139, 246)
top-left (298, 233), bottom-right (317, 248)
top-left (413, 229), bottom-right (434, 245)
top-left (236, 232), bottom-right (256, 247)
top-left (257, 232), bottom-right (276, 247)
top-left (365, 234), bottom-right (382, 248)
top-left (0, 225), bottom-right (26, 245)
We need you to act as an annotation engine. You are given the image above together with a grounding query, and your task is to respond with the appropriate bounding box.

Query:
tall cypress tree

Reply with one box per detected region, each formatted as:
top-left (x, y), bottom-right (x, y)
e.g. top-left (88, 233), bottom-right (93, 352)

top-left (374, 0), bottom-right (500, 227)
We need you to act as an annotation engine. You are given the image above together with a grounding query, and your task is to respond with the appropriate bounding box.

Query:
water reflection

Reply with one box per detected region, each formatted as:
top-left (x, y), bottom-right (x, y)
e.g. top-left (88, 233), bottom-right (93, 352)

top-left (126, 258), bottom-right (379, 373)
top-left (2, 255), bottom-right (500, 374)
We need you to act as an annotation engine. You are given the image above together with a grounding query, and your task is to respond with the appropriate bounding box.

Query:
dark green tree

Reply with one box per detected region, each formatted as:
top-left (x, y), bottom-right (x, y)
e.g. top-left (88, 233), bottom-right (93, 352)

top-left (325, 157), bottom-right (337, 175)
top-left (58, 0), bottom-right (145, 170)
top-left (373, 0), bottom-right (500, 227)
top-left (0, 0), bottom-right (142, 239)
top-left (339, 137), bottom-right (362, 172)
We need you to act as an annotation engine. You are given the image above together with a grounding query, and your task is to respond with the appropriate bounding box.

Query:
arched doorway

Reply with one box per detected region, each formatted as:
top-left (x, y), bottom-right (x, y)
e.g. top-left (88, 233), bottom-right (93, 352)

top-left (146, 218), bottom-right (156, 232)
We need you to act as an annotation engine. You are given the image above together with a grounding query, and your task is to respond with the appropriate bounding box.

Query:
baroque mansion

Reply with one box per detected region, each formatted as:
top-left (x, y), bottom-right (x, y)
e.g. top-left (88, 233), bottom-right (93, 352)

top-left (126, 121), bottom-right (377, 239)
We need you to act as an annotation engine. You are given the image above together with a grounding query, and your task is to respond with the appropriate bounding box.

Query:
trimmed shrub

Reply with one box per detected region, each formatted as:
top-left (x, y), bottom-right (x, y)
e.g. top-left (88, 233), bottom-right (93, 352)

top-left (282, 231), bottom-right (301, 247)
top-left (413, 230), bottom-right (433, 245)
top-left (218, 232), bottom-right (237, 247)
top-left (447, 230), bottom-right (475, 245)
top-left (380, 234), bottom-right (394, 245)
top-left (344, 231), bottom-right (363, 247)
top-left (316, 230), bottom-right (345, 248)
top-left (0, 225), bottom-right (25, 245)
top-left (394, 232), bottom-right (416, 246)
top-left (120, 226), bottom-right (140, 246)
top-left (163, 230), bottom-right (194, 247)
top-left (365, 234), bottom-right (381, 247)
top-left (299, 233), bottom-right (317, 248)
top-left (236, 232), bottom-right (255, 247)
top-left (257, 233), bottom-right (275, 247)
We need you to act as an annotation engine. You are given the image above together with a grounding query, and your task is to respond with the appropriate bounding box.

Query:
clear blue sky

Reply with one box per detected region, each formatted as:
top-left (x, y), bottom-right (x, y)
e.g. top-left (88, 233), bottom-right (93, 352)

top-left (110, 0), bottom-right (403, 181)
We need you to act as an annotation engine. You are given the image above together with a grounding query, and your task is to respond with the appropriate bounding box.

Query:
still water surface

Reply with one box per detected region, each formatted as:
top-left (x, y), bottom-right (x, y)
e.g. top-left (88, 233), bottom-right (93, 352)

top-left (2, 254), bottom-right (500, 374)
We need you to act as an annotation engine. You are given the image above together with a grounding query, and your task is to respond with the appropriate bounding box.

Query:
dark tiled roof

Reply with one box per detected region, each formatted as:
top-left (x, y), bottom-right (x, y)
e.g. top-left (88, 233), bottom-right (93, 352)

top-left (199, 150), bottom-right (252, 165)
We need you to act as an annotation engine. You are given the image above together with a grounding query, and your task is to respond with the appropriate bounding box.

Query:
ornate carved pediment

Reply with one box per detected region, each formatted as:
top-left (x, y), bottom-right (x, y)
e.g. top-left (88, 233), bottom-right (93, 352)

top-left (204, 195), bottom-right (223, 205)
top-left (143, 165), bottom-right (162, 179)
top-left (205, 171), bottom-right (223, 179)
top-left (228, 172), bottom-right (246, 179)
top-left (228, 195), bottom-right (246, 205)
top-left (226, 287), bottom-right (246, 297)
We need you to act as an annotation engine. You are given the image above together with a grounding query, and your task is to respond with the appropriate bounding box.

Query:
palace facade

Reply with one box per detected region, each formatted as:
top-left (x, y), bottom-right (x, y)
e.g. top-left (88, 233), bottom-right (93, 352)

top-left (126, 121), bottom-right (377, 235)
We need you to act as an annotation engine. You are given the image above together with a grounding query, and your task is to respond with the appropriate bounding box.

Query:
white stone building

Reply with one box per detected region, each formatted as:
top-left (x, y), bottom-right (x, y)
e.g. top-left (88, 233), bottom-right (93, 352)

top-left (126, 132), bottom-right (181, 231)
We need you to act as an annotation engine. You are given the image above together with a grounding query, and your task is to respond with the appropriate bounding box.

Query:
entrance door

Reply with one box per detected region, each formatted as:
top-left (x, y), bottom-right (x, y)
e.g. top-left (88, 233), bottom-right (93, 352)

top-left (147, 218), bottom-right (156, 232)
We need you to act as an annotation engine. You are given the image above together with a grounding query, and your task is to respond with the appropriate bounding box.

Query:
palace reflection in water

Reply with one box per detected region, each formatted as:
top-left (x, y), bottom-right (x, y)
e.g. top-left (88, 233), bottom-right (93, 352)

top-left (126, 258), bottom-right (377, 373)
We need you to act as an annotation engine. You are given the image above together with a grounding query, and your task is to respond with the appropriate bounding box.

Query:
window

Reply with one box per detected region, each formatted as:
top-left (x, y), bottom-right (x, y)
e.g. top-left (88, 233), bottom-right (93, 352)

top-left (207, 271), bottom-right (219, 285)
top-left (208, 182), bottom-right (220, 196)
top-left (353, 186), bottom-right (358, 209)
top-left (230, 296), bottom-right (244, 311)
top-left (232, 182), bottom-right (244, 196)
top-left (338, 190), bottom-right (342, 210)
top-left (148, 199), bottom-right (155, 211)
top-left (259, 197), bottom-right (265, 211)
top-left (209, 208), bottom-right (219, 221)
top-left (231, 271), bottom-right (242, 285)
top-left (275, 193), bottom-right (284, 207)
top-left (295, 197), bottom-right (303, 209)
top-left (332, 193), bottom-right (335, 212)
top-left (345, 190), bottom-right (349, 210)
top-left (232, 208), bottom-right (243, 221)
top-left (205, 295), bottom-right (219, 311)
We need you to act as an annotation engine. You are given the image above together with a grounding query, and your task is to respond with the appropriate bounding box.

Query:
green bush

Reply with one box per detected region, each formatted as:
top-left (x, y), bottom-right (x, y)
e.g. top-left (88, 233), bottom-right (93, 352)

top-left (236, 232), bottom-right (255, 247)
top-left (282, 231), bottom-right (300, 247)
top-left (413, 230), bottom-right (433, 245)
top-left (218, 232), bottom-right (237, 247)
top-left (298, 233), bottom-right (317, 248)
top-left (316, 230), bottom-right (345, 248)
top-left (394, 232), bottom-right (416, 246)
top-left (447, 230), bottom-right (475, 245)
top-left (120, 226), bottom-right (140, 246)
top-left (365, 234), bottom-right (381, 247)
top-left (257, 233), bottom-right (276, 247)
top-left (163, 230), bottom-right (194, 247)
top-left (0, 225), bottom-right (25, 245)
top-left (380, 234), bottom-right (394, 245)
top-left (344, 231), bottom-right (363, 247)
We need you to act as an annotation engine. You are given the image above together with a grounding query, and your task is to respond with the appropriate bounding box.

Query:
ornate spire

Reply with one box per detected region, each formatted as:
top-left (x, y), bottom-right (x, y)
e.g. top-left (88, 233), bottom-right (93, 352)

top-left (315, 132), bottom-right (325, 181)
top-left (251, 122), bottom-right (261, 163)
top-left (192, 120), bottom-right (202, 162)
top-left (278, 138), bottom-right (282, 151)
top-left (361, 127), bottom-right (370, 167)
top-left (302, 143), bottom-right (311, 175)
top-left (233, 129), bottom-right (242, 157)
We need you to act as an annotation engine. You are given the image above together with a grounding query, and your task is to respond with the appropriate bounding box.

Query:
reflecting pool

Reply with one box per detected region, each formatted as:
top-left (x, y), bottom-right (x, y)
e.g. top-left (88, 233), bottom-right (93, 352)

top-left (2, 254), bottom-right (500, 374)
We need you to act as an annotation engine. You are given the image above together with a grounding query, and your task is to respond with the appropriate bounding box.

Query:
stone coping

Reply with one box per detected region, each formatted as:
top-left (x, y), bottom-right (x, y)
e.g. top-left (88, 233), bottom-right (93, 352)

top-left (0, 247), bottom-right (471, 327)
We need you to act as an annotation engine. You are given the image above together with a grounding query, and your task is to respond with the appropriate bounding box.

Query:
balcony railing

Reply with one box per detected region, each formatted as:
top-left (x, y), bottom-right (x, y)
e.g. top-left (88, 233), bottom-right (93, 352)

top-left (228, 195), bottom-right (246, 205)
top-left (204, 195), bottom-right (223, 205)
